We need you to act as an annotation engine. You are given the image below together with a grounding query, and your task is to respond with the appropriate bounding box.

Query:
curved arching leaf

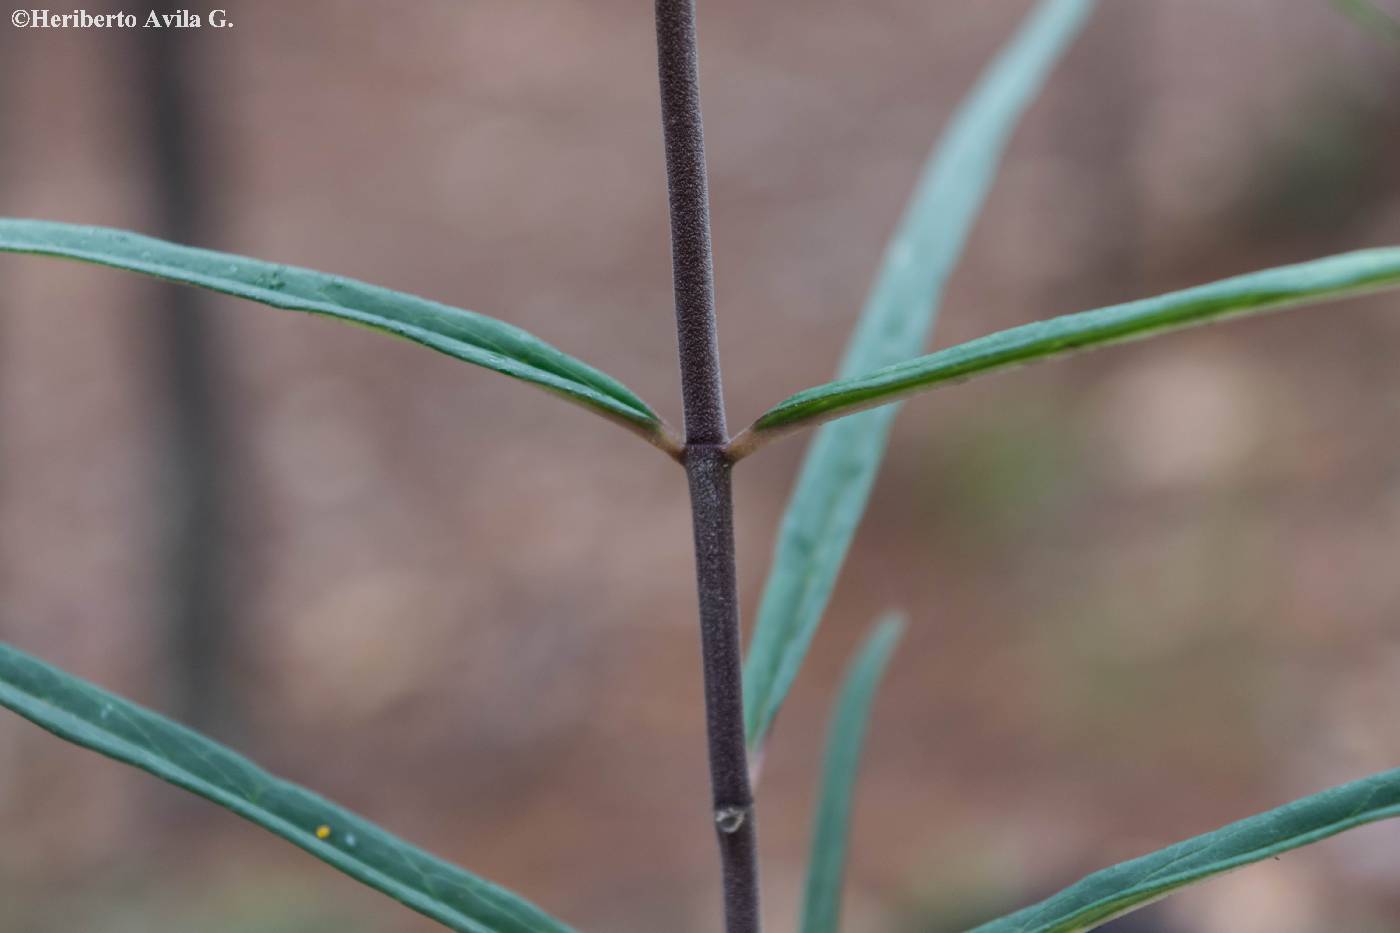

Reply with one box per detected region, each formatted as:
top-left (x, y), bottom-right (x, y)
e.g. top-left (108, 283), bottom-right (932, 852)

top-left (970, 768), bottom-right (1400, 932)
top-left (0, 641), bottom-right (575, 933)
top-left (739, 248), bottom-right (1400, 446)
top-left (799, 616), bottom-right (903, 933)
top-left (0, 219), bottom-right (679, 455)
top-left (740, 0), bottom-right (1096, 751)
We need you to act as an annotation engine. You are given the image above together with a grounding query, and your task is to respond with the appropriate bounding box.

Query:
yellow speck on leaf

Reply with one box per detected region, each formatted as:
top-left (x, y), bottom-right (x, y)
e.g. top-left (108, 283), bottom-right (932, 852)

top-left (315, 825), bottom-right (332, 840)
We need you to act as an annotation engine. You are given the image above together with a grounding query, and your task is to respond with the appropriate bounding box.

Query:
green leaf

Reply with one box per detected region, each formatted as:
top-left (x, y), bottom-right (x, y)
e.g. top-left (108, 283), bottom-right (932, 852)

top-left (0, 641), bottom-right (575, 933)
top-left (1332, 0), bottom-right (1400, 48)
top-left (0, 219), bottom-right (679, 455)
top-left (798, 616), bottom-right (903, 933)
top-left (739, 0), bottom-right (1095, 749)
top-left (970, 767), bottom-right (1400, 932)
top-left (742, 248), bottom-right (1400, 440)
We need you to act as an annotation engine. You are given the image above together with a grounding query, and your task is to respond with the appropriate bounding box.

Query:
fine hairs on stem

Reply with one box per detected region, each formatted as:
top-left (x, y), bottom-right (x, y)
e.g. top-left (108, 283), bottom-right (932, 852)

top-left (653, 0), bottom-right (761, 931)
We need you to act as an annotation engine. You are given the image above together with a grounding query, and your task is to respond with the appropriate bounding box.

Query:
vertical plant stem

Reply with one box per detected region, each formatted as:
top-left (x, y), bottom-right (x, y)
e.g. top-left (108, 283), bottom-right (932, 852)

top-left (654, 1), bottom-right (761, 931)
top-left (655, 0), bottom-right (726, 447)
top-left (684, 445), bottom-right (759, 933)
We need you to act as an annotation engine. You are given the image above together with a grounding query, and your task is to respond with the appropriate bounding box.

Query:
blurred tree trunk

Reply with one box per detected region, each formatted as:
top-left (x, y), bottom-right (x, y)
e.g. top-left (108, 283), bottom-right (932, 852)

top-left (137, 23), bottom-right (237, 737)
top-left (1058, 0), bottom-right (1148, 294)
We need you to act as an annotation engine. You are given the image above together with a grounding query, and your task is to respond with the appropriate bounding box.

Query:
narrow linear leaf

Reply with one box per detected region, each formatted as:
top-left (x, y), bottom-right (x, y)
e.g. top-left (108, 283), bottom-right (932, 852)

top-left (740, 0), bottom-right (1095, 750)
top-left (970, 767), bottom-right (1400, 933)
top-left (0, 219), bottom-right (679, 455)
top-left (799, 616), bottom-right (904, 933)
top-left (745, 248), bottom-right (1400, 439)
top-left (0, 641), bottom-right (575, 933)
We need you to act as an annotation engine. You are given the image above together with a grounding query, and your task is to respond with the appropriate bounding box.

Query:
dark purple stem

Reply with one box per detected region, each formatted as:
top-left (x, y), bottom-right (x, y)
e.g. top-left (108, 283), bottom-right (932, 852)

top-left (654, 1), bottom-right (760, 931)
top-left (683, 445), bottom-right (759, 933)
top-left (655, 0), bottom-right (725, 447)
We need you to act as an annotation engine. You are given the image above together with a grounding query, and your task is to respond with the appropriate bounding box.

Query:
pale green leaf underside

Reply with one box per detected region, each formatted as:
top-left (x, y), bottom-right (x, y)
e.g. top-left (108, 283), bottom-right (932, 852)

top-left (970, 767), bottom-right (1400, 932)
top-left (799, 616), bottom-right (903, 933)
top-left (751, 247), bottom-right (1400, 437)
top-left (0, 219), bottom-right (673, 451)
top-left (0, 641), bottom-right (575, 933)
top-left (741, 0), bottom-right (1095, 749)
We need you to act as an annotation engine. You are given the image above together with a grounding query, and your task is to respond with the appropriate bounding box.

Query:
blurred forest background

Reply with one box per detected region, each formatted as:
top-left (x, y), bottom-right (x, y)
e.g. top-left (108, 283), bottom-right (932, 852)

top-left (3, 1), bottom-right (1400, 931)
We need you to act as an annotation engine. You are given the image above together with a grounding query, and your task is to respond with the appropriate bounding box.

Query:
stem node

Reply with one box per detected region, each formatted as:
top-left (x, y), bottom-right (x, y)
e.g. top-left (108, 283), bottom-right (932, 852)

top-left (654, 1), bottom-right (761, 929)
